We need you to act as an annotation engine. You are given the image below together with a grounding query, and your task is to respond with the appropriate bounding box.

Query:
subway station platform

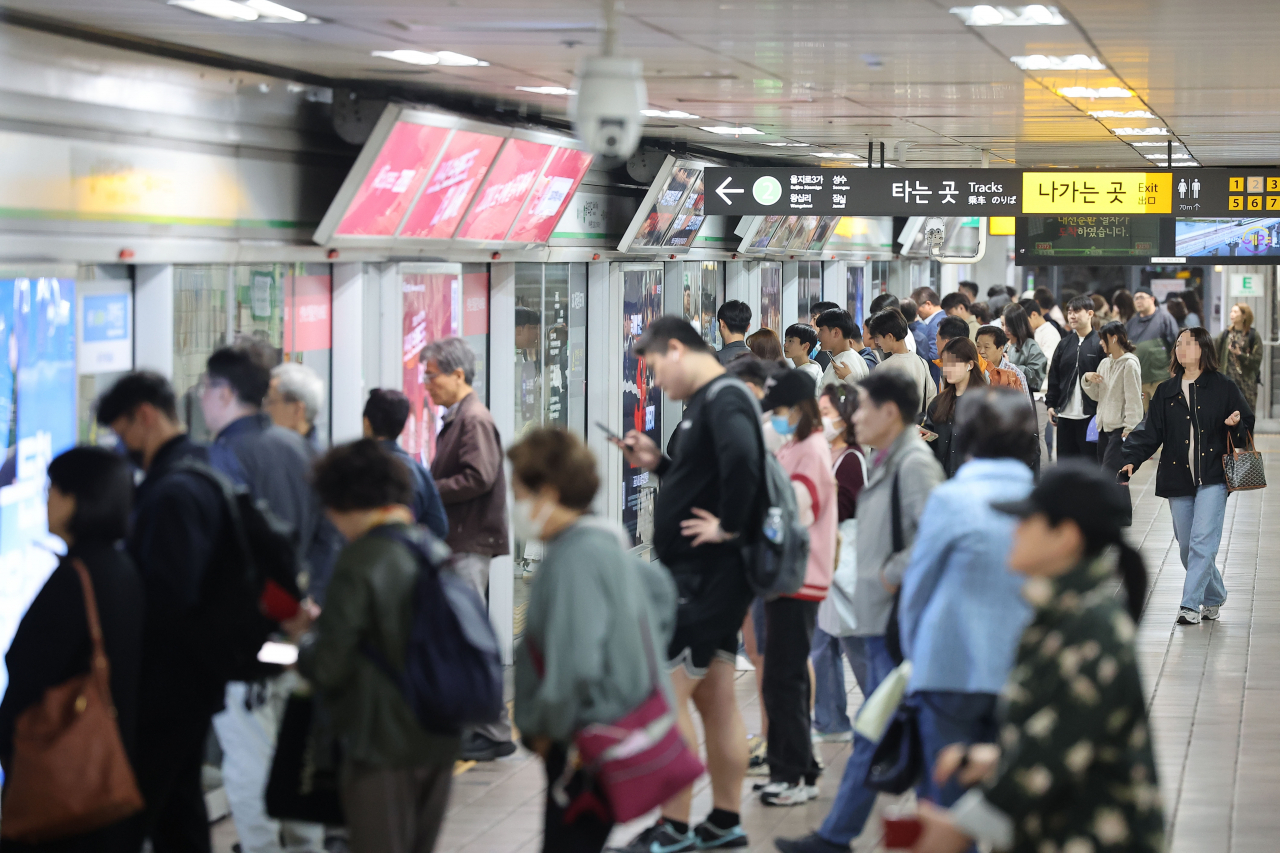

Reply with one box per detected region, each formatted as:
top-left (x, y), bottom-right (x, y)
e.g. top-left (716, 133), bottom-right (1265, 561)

top-left (208, 437), bottom-right (1280, 853)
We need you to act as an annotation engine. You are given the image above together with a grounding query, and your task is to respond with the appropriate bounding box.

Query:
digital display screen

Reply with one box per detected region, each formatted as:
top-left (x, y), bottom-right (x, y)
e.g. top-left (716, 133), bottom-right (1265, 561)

top-left (398, 130), bottom-right (504, 240)
top-left (1176, 218), bottom-right (1280, 260)
top-left (664, 172), bottom-right (705, 247)
top-left (1016, 216), bottom-right (1172, 264)
top-left (807, 216), bottom-right (839, 251)
top-left (508, 147), bottom-right (593, 243)
top-left (768, 216), bottom-right (803, 250)
top-left (335, 122), bottom-right (450, 236)
top-left (747, 215), bottom-right (785, 250)
top-left (455, 139), bottom-right (555, 241)
top-left (786, 215), bottom-right (822, 251)
top-left (631, 166), bottom-right (699, 248)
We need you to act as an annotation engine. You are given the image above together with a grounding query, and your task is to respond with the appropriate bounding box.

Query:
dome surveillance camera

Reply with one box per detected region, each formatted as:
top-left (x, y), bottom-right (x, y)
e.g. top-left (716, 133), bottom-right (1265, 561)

top-left (570, 56), bottom-right (647, 159)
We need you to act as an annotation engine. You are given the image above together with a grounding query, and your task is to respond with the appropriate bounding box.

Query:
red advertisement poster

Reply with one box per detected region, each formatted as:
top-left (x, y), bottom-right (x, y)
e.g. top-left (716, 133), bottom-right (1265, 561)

top-left (462, 272), bottom-right (489, 336)
top-left (455, 139), bottom-right (554, 241)
top-left (399, 131), bottom-right (504, 239)
top-left (283, 275), bottom-right (331, 352)
top-left (335, 123), bottom-right (448, 236)
top-left (508, 148), bottom-right (593, 243)
top-left (401, 273), bottom-right (458, 464)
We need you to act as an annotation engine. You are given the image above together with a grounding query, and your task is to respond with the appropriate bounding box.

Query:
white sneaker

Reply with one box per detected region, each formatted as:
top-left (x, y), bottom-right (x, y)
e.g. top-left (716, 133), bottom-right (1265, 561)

top-left (759, 781), bottom-right (813, 806)
top-left (1177, 607), bottom-right (1202, 625)
top-left (1203, 605), bottom-right (1221, 621)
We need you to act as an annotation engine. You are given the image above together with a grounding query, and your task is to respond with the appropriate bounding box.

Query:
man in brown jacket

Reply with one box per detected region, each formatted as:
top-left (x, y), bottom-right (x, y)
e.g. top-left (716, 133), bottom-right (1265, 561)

top-left (422, 336), bottom-right (515, 761)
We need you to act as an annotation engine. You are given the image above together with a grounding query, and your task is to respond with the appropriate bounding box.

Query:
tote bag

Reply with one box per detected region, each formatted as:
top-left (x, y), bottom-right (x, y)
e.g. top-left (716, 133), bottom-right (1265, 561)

top-left (1224, 431), bottom-right (1267, 493)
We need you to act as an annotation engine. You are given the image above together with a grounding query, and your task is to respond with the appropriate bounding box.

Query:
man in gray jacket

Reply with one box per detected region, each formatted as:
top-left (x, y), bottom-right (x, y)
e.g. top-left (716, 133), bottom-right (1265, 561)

top-left (1126, 286), bottom-right (1181, 410)
top-left (776, 370), bottom-right (944, 853)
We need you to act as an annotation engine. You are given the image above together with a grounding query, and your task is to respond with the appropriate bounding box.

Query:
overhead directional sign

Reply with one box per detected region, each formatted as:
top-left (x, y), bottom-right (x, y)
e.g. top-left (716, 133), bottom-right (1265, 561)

top-left (703, 167), bottom-right (1280, 218)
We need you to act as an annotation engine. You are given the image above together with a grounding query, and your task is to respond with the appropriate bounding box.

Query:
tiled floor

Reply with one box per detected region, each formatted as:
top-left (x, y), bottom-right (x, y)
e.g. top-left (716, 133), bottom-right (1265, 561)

top-left (215, 437), bottom-right (1280, 853)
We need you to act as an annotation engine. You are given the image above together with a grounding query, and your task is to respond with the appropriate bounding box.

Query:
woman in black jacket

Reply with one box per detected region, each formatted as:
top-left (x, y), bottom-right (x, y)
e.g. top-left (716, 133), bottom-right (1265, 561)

top-left (1122, 327), bottom-right (1254, 626)
top-left (0, 447), bottom-right (143, 852)
top-left (924, 337), bottom-right (987, 478)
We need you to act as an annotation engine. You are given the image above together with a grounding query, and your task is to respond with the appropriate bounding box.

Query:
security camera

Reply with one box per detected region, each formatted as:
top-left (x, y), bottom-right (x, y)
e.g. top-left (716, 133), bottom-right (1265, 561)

top-left (924, 218), bottom-right (946, 252)
top-left (570, 56), bottom-right (647, 159)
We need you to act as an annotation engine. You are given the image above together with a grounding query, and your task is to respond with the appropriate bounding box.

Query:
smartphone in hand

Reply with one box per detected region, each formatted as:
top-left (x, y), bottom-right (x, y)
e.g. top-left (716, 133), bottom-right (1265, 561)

top-left (595, 421), bottom-right (625, 444)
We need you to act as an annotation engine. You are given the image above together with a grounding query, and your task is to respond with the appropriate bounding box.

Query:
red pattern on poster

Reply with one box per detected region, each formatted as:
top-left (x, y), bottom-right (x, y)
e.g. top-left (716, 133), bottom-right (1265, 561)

top-left (336, 123), bottom-right (449, 236)
top-left (455, 139), bottom-right (554, 241)
top-left (508, 148), bottom-right (593, 243)
top-left (283, 275), bottom-right (331, 353)
top-left (401, 274), bottom-right (457, 464)
top-left (399, 131), bottom-right (504, 239)
top-left (462, 272), bottom-right (488, 336)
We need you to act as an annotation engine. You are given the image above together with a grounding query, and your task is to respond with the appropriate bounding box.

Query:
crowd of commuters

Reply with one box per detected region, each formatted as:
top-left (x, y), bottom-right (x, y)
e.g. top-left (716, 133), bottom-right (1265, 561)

top-left (0, 277), bottom-right (1255, 853)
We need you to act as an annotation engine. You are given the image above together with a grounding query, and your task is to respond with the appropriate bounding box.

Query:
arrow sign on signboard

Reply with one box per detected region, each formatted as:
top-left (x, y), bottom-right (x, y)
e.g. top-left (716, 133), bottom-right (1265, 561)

top-left (715, 176), bottom-right (744, 205)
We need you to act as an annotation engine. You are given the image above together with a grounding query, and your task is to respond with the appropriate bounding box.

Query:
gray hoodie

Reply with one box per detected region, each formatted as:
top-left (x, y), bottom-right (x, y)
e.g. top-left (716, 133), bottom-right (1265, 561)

top-left (1081, 351), bottom-right (1144, 433)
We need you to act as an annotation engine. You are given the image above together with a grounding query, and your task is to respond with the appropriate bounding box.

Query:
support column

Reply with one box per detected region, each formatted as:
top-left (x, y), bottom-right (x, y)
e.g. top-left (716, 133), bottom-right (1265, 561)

top-left (488, 262), bottom-right (516, 665)
top-left (134, 264), bottom-right (174, 378)
top-left (781, 260), bottom-right (800, 335)
top-left (586, 260), bottom-right (622, 523)
top-left (330, 262), bottom-right (364, 443)
top-left (822, 260), bottom-right (846, 307)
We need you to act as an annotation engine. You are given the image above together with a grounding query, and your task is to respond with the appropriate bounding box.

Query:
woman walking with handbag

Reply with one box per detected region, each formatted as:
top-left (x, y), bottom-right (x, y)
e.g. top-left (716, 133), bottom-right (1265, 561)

top-left (508, 428), bottom-right (689, 853)
top-left (0, 447), bottom-right (144, 851)
top-left (1121, 327), bottom-right (1254, 625)
top-left (1217, 304), bottom-right (1263, 413)
top-left (1081, 322), bottom-right (1144, 526)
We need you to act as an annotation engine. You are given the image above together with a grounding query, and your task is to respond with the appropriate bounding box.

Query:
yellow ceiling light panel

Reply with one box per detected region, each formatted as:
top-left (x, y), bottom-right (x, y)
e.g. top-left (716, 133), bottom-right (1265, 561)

top-left (1021, 172), bottom-right (1172, 214)
top-left (989, 216), bottom-right (1017, 235)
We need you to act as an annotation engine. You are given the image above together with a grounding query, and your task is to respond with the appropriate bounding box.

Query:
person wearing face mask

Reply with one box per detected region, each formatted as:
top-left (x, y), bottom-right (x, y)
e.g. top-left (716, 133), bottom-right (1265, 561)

top-left (755, 369), bottom-right (837, 806)
top-left (924, 338), bottom-right (987, 478)
top-left (508, 428), bottom-right (677, 853)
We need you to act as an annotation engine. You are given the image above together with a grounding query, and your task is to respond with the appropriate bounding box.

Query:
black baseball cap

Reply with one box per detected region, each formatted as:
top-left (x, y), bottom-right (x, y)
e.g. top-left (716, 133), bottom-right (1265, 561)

top-left (991, 460), bottom-right (1129, 539)
top-left (1134, 285), bottom-right (1154, 297)
top-left (761, 369), bottom-right (818, 411)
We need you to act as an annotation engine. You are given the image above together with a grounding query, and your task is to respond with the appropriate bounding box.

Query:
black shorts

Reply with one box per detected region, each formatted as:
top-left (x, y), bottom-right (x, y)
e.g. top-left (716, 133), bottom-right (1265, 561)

top-left (665, 559), bottom-right (753, 679)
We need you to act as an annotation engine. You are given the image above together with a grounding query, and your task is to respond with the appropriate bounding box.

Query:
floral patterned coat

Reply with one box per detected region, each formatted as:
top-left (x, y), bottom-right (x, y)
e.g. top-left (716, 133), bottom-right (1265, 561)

top-left (982, 558), bottom-right (1165, 853)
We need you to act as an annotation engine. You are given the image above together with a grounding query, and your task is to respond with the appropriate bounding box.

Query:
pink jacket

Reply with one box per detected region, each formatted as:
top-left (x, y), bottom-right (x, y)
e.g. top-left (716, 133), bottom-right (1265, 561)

top-left (775, 432), bottom-right (837, 601)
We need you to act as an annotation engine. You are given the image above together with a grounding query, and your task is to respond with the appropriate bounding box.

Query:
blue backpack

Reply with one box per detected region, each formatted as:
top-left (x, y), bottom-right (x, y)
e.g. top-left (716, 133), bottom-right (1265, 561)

top-left (362, 526), bottom-right (504, 734)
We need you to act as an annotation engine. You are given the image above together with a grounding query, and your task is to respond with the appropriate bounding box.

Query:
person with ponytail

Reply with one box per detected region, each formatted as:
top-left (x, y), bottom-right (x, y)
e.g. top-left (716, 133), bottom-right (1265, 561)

top-left (911, 461), bottom-right (1164, 853)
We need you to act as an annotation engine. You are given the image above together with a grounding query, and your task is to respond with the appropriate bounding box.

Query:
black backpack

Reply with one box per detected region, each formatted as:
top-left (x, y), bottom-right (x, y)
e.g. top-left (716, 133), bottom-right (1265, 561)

top-left (178, 459), bottom-right (303, 685)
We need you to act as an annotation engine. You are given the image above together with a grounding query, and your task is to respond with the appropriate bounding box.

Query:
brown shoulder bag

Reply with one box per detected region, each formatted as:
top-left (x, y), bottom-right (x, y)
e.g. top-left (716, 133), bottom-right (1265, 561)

top-left (1, 558), bottom-right (144, 842)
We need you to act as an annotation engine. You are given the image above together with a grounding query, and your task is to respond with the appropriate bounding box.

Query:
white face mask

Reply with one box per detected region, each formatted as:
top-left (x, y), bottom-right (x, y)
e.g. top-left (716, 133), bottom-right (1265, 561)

top-left (822, 416), bottom-right (842, 443)
top-left (511, 496), bottom-right (556, 542)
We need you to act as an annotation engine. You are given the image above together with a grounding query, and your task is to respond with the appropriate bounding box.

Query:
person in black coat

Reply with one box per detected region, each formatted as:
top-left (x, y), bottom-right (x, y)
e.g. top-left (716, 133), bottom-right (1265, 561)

top-left (923, 337), bottom-right (987, 478)
top-left (1122, 326), bottom-right (1254, 627)
top-left (1045, 295), bottom-right (1105, 459)
top-left (362, 388), bottom-right (450, 540)
top-left (0, 447), bottom-right (143, 852)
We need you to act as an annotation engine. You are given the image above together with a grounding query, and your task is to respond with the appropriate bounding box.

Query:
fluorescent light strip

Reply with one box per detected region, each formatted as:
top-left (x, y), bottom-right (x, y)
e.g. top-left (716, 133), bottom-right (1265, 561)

top-left (700, 126), bottom-right (765, 135)
top-left (1058, 86), bottom-right (1133, 98)
top-left (516, 86), bottom-right (575, 95)
top-left (809, 152), bottom-right (862, 158)
top-left (372, 49), bottom-right (487, 66)
top-left (1012, 54), bottom-right (1105, 71)
top-left (762, 142), bottom-right (812, 147)
top-left (435, 51), bottom-right (488, 66)
top-left (243, 0), bottom-right (307, 21)
top-left (950, 4), bottom-right (1066, 26)
top-left (1090, 110), bottom-right (1155, 119)
top-left (167, 0), bottom-right (259, 21)
top-left (642, 109), bottom-right (700, 119)
top-left (1113, 127), bottom-right (1168, 136)
top-left (1132, 141), bottom-right (1181, 147)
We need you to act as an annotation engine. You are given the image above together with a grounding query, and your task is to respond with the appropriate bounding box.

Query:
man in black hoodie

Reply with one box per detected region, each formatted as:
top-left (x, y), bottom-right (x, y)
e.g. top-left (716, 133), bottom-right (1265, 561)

top-left (1045, 295), bottom-right (1105, 459)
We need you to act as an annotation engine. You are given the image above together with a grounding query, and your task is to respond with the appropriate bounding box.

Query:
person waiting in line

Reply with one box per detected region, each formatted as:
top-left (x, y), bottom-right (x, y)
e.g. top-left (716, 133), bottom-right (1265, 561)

top-left (924, 337), bottom-right (987, 478)
top-left (1046, 296), bottom-right (1104, 460)
top-left (363, 388), bottom-right (449, 541)
top-left (815, 308), bottom-right (870, 390)
top-left (1023, 300), bottom-right (1063, 460)
top-left (1126, 285), bottom-right (1180, 411)
top-left (613, 317), bottom-right (764, 853)
top-left (808, 301), bottom-right (841, 370)
top-left (97, 372), bottom-right (229, 853)
top-left (970, 300), bottom-right (992, 326)
top-left (715, 299), bottom-right (753, 365)
top-left (1112, 288), bottom-right (1136, 324)
top-left (0, 447), bottom-right (143, 853)
top-left (810, 385), bottom-right (868, 744)
top-left (933, 314), bottom-right (972, 368)
top-left (1165, 295), bottom-right (1189, 328)
top-left (775, 370), bottom-right (944, 853)
top-left (292, 440), bottom-right (461, 853)
top-left (509, 428), bottom-right (678, 853)
top-left (900, 388), bottom-right (1037, 816)
top-left (421, 337), bottom-right (515, 762)
top-left (1090, 293), bottom-right (1112, 323)
top-left (900, 296), bottom-right (924, 357)
top-left (957, 280), bottom-right (979, 302)
top-left (986, 284), bottom-right (1011, 316)
top-left (783, 323), bottom-right (824, 388)
top-left (1082, 322), bottom-right (1144, 527)
top-left (910, 286), bottom-right (946, 366)
top-left (868, 308), bottom-right (937, 415)
top-left (1121, 327), bottom-right (1254, 625)
top-left (747, 327), bottom-right (786, 364)
top-left (849, 320), bottom-right (880, 371)
top-left (1182, 289), bottom-right (1204, 328)
top-left (754, 370), bottom-right (837, 807)
top-left (1218, 303), bottom-right (1263, 413)
top-left (1001, 304), bottom-right (1048, 394)
top-left (912, 462), bottom-right (1164, 853)
top-left (940, 291), bottom-right (979, 340)
top-left (868, 292), bottom-right (918, 354)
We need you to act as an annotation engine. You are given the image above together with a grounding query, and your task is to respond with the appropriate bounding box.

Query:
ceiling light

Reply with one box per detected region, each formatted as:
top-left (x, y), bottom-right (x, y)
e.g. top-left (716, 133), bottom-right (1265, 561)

top-left (950, 4), bottom-right (1066, 25)
top-left (434, 51), bottom-right (488, 66)
top-left (642, 109), bottom-right (701, 119)
top-left (168, 0), bottom-right (259, 21)
top-left (516, 86), bottom-right (575, 95)
top-left (807, 152), bottom-right (862, 158)
top-left (763, 142), bottom-right (811, 147)
top-left (243, 0), bottom-right (307, 21)
top-left (700, 126), bottom-right (765, 135)
top-left (372, 50), bottom-right (439, 66)
top-left (1090, 110), bottom-right (1155, 119)
top-left (1113, 127), bottom-right (1168, 136)
top-left (1011, 54), bottom-right (1105, 71)
top-left (1057, 86), bottom-right (1133, 98)
top-left (1144, 152), bottom-right (1192, 159)
top-left (1131, 141), bottom-right (1180, 147)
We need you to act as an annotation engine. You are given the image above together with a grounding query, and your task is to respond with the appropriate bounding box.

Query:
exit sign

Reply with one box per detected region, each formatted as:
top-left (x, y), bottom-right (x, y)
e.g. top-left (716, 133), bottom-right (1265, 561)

top-left (1229, 274), bottom-right (1263, 297)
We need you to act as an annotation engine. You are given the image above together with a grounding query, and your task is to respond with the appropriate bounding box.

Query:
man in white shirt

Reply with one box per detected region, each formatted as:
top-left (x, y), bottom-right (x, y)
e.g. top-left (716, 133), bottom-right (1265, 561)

top-left (1023, 301), bottom-right (1062, 393)
top-left (783, 323), bottom-right (824, 390)
top-left (866, 308), bottom-right (936, 418)
top-left (814, 308), bottom-right (869, 390)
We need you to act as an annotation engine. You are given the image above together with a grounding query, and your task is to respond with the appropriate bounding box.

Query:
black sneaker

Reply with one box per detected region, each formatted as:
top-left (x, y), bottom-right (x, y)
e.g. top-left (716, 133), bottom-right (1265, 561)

top-left (694, 820), bottom-right (748, 849)
top-left (459, 732), bottom-right (518, 761)
top-left (608, 821), bottom-right (696, 853)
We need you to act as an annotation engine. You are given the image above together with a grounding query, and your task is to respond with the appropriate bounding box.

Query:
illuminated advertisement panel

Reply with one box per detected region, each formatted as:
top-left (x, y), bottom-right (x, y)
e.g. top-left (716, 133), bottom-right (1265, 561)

top-left (334, 123), bottom-right (449, 236)
top-left (455, 139), bottom-right (554, 241)
top-left (398, 131), bottom-right (504, 240)
top-left (507, 148), bottom-right (594, 243)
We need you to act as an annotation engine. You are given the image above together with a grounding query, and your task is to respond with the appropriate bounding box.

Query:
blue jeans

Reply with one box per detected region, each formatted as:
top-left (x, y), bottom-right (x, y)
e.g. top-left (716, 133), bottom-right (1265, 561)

top-left (911, 691), bottom-right (999, 807)
top-left (811, 629), bottom-right (869, 735)
top-left (817, 637), bottom-right (898, 846)
top-left (1168, 483), bottom-right (1229, 610)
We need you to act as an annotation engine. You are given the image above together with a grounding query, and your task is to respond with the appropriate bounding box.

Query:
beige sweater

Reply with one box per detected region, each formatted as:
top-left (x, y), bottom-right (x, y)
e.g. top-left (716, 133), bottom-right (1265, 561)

top-left (1081, 351), bottom-right (1143, 432)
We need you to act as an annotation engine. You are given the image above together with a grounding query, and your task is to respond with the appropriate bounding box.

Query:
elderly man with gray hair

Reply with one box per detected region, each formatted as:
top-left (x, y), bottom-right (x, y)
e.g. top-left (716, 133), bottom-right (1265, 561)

top-left (421, 336), bottom-right (515, 761)
top-left (265, 361), bottom-right (326, 450)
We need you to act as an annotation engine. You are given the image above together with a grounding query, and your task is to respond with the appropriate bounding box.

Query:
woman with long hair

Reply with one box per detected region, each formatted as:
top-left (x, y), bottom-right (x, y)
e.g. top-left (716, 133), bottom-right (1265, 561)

top-left (746, 327), bottom-right (785, 363)
top-left (1111, 288), bottom-right (1136, 323)
top-left (913, 462), bottom-right (1164, 853)
top-left (924, 337), bottom-right (987, 478)
top-left (1121, 327), bottom-right (1254, 625)
top-left (1165, 295), bottom-right (1188, 328)
top-left (1082, 322), bottom-right (1143, 526)
top-left (1000, 304), bottom-right (1048, 392)
top-left (1217, 303), bottom-right (1263, 412)
top-left (1182, 289), bottom-right (1203, 328)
